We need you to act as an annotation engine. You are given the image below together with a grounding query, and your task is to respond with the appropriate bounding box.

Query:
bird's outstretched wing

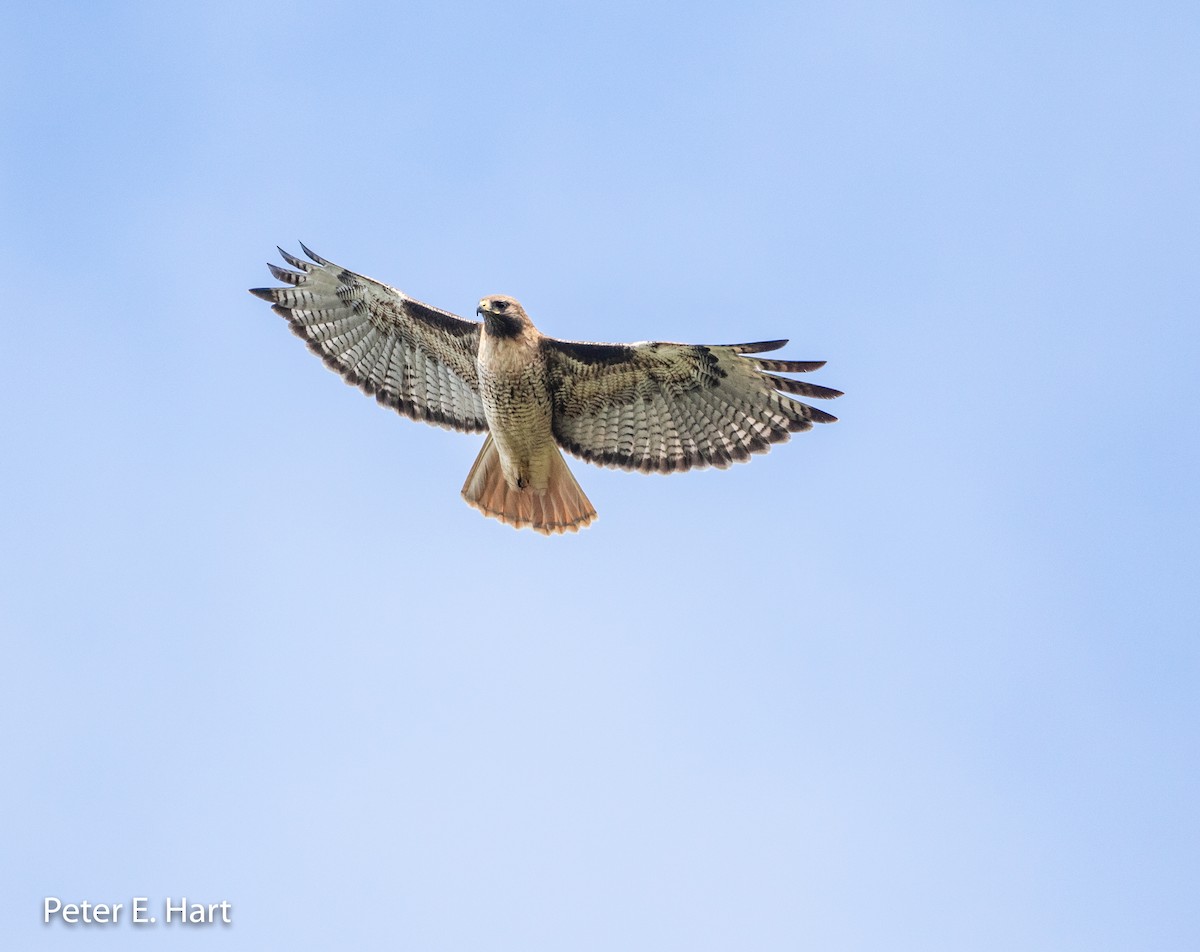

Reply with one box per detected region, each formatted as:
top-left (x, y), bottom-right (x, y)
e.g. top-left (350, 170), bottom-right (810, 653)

top-left (541, 338), bottom-right (841, 473)
top-left (250, 245), bottom-right (487, 432)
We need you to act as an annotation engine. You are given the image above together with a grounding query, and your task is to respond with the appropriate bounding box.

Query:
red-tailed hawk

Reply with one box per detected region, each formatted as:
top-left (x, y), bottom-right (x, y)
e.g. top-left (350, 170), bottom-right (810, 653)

top-left (250, 245), bottom-right (841, 534)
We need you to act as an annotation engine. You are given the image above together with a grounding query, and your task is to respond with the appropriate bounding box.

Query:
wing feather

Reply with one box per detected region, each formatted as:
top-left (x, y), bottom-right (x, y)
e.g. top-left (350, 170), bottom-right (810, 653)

top-left (753, 358), bottom-right (826, 373)
top-left (267, 263), bottom-right (305, 286)
top-left (729, 339), bottom-right (789, 354)
top-left (250, 246), bottom-right (487, 432)
top-left (759, 373), bottom-right (845, 402)
top-left (542, 338), bottom-right (841, 474)
top-left (278, 246), bottom-right (316, 272)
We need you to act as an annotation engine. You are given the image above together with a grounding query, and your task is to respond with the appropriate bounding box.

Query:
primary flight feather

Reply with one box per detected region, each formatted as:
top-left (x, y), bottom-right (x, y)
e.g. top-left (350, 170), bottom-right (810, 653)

top-left (250, 244), bottom-right (841, 534)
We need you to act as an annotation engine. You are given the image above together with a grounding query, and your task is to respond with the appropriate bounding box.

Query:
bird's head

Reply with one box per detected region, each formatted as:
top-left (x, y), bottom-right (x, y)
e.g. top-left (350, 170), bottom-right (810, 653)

top-left (477, 295), bottom-right (531, 339)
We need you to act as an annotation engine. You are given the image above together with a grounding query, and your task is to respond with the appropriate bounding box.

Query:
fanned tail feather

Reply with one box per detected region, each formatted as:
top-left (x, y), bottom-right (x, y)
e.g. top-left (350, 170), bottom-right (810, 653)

top-left (461, 435), bottom-right (597, 535)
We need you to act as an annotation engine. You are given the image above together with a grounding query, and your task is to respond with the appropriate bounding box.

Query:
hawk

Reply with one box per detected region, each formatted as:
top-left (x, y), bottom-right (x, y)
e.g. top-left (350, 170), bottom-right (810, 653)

top-left (250, 244), bottom-right (842, 534)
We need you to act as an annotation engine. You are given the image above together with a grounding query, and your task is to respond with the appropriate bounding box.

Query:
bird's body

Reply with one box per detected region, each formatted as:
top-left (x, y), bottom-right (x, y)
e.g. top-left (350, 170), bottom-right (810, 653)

top-left (466, 296), bottom-right (597, 530)
top-left (250, 245), bottom-right (841, 534)
top-left (475, 306), bottom-right (555, 491)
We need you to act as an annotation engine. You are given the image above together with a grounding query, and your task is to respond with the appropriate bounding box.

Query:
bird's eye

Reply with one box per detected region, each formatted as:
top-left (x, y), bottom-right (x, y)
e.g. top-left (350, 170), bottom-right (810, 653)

top-left (494, 300), bottom-right (509, 312)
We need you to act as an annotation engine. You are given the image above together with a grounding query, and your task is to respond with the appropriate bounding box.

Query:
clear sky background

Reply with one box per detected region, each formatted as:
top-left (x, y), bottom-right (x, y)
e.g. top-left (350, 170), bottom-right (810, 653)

top-left (3, 1), bottom-right (1197, 949)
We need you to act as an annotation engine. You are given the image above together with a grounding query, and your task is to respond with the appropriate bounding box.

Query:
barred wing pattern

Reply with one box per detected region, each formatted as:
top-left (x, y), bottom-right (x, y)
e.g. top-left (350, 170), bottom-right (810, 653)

top-left (250, 245), bottom-right (487, 432)
top-left (543, 338), bottom-right (842, 473)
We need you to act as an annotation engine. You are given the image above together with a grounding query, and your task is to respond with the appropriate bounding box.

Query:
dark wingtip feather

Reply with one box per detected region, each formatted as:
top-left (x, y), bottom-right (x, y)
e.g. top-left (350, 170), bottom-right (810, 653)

top-left (754, 357), bottom-right (826, 373)
top-left (249, 287), bottom-right (277, 301)
top-left (278, 246), bottom-right (314, 271)
top-left (763, 373), bottom-right (844, 400)
top-left (730, 339), bottom-right (788, 354)
top-left (267, 263), bottom-right (304, 285)
top-left (298, 241), bottom-right (330, 266)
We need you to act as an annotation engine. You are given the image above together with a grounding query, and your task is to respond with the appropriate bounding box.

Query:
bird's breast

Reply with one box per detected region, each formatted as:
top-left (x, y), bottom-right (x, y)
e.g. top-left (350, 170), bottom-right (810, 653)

top-left (476, 337), bottom-right (555, 484)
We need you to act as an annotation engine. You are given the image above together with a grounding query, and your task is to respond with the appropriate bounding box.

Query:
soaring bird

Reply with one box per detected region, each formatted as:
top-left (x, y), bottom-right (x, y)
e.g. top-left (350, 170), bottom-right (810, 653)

top-left (250, 245), bottom-right (841, 534)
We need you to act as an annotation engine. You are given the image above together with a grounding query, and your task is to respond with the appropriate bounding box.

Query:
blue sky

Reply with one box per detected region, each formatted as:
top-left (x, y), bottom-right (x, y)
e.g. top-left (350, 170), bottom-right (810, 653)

top-left (3, 1), bottom-right (1197, 949)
